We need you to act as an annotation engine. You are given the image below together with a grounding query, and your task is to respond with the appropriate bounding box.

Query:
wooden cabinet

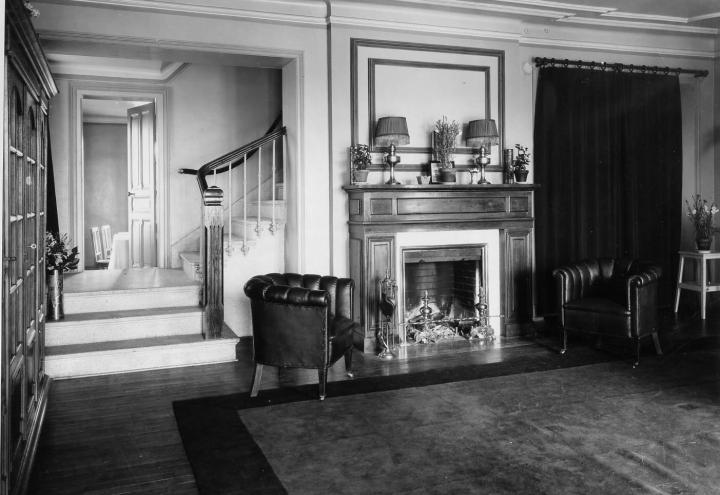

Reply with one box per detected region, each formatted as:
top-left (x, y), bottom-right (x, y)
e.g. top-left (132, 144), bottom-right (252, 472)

top-left (344, 184), bottom-right (538, 352)
top-left (2, 1), bottom-right (56, 493)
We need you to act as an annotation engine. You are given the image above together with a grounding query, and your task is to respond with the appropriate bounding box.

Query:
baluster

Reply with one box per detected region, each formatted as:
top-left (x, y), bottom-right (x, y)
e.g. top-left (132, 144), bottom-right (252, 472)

top-left (256, 146), bottom-right (263, 236)
top-left (201, 185), bottom-right (224, 338)
top-left (241, 153), bottom-right (249, 255)
top-left (282, 133), bottom-right (287, 203)
top-left (270, 139), bottom-right (276, 234)
top-left (226, 161), bottom-right (233, 256)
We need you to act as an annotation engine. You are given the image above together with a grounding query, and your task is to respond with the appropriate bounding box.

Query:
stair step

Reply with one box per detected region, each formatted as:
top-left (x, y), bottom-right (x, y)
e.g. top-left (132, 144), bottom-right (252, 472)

top-left (245, 200), bottom-right (286, 222)
top-left (44, 330), bottom-right (239, 379)
top-left (179, 252), bottom-right (202, 282)
top-left (64, 284), bottom-right (200, 314)
top-left (45, 306), bottom-right (202, 346)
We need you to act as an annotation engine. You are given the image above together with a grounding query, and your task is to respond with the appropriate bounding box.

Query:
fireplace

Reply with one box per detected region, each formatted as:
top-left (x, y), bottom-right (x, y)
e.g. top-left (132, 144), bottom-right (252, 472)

top-left (402, 245), bottom-right (485, 323)
top-left (396, 230), bottom-right (502, 345)
top-left (345, 184), bottom-right (536, 354)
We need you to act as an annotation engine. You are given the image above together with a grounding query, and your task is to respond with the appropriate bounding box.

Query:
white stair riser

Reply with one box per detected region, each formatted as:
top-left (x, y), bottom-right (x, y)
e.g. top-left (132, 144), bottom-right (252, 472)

top-left (64, 286), bottom-right (199, 314)
top-left (180, 258), bottom-right (201, 282)
top-left (244, 201), bottom-right (286, 222)
top-left (45, 339), bottom-right (238, 379)
top-left (46, 312), bottom-right (202, 346)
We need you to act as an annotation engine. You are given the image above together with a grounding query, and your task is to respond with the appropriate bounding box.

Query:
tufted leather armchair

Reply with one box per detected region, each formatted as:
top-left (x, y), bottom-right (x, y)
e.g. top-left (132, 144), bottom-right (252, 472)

top-left (243, 273), bottom-right (358, 400)
top-left (553, 258), bottom-right (663, 366)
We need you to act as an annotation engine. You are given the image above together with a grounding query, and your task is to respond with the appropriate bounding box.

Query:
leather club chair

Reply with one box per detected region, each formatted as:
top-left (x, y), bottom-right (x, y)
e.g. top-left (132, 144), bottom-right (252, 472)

top-left (243, 273), bottom-right (358, 400)
top-left (553, 258), bottom-right (663, 367)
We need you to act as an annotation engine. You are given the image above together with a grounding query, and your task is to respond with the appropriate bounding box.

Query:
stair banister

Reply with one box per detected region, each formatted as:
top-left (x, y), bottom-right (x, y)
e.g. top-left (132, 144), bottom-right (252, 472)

top-left (201, 185), bottom-right (224, 338)
top-left (178, 119), bottom-right (285, 338)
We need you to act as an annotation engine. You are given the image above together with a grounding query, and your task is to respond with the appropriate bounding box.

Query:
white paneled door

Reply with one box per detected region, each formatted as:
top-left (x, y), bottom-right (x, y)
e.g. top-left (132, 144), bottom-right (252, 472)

top-left (127, 102), bottom-right (156, 268)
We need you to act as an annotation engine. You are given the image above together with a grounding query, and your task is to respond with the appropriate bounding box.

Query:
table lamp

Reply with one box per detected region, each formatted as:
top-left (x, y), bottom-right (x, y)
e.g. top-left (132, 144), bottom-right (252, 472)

top-left (465, 119), bottom-right (499, 184)
top-left (374, 116), bottom-right (409, 185)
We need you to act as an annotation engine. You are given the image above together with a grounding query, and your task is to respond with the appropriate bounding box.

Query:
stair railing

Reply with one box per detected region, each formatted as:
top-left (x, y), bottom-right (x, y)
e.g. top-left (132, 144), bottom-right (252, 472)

top-left (179, 118), bottom-right (286, 338)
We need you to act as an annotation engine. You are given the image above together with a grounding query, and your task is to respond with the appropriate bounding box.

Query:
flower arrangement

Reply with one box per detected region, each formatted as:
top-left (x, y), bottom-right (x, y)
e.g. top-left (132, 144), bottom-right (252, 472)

top-left (434, 116), bottom-right (461, 167)
top-left (513, 144), bottom-right (531, 171)
top-left (685, 195), bottom-right (719, 239)
top-left (45, 231), bottom-right (79, 273)
top-left (349, 144), bottom-right (371, 170)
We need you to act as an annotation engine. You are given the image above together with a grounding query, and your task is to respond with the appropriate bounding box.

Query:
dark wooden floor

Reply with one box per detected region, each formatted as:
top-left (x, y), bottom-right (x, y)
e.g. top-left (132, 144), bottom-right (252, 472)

top-left (27, 305), bottom-right (720, 495)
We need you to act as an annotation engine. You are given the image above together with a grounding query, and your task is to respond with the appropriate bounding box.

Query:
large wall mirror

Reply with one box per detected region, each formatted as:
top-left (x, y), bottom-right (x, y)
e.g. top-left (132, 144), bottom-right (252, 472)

top-left (351, 39), bottom-right (505, 169)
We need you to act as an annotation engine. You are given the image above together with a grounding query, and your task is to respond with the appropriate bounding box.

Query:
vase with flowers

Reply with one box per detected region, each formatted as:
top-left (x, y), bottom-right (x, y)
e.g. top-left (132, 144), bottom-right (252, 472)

top-left (434, 116), bottom-right (461, 183)
top-left (349, 144), bottom-right (371, 183)
top-left (45, 231), bottom-right (79, 320)
top-left (513, 144), bottom-right (531, 182)
top-left (685, 195), bottom-right (718, 252)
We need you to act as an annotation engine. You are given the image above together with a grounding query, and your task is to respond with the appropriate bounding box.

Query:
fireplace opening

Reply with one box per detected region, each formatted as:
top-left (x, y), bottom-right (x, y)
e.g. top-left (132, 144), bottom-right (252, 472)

top-left (402, 245), bottom-right (488, 343)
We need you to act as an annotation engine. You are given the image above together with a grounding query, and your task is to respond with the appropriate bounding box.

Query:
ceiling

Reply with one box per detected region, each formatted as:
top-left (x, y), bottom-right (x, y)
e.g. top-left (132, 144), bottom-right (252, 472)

top-left (39, 0), bottom-right (720, 81)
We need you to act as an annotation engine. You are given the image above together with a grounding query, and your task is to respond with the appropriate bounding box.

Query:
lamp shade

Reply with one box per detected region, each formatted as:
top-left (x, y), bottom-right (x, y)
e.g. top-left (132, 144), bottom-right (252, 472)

top-left (374, 116), bottom-right (410, 147)
top-left (465, 119), bottom-right (499, 148)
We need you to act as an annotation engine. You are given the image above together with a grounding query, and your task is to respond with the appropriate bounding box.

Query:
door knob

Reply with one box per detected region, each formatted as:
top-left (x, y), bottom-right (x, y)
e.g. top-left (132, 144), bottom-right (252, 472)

top-left (128, 192), bottom-right (135, 197)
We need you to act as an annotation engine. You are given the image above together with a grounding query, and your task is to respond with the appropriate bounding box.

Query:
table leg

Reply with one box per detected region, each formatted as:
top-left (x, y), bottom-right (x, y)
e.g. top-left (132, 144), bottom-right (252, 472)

top-left (673, 255), bottom-right (684, 313)
top-left (700, 256), bottom-right (707, 319)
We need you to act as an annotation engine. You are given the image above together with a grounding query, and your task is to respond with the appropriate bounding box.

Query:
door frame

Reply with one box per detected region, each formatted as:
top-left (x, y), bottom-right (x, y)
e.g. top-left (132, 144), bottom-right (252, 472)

top-left (69, 83), bottom-right (168, 270)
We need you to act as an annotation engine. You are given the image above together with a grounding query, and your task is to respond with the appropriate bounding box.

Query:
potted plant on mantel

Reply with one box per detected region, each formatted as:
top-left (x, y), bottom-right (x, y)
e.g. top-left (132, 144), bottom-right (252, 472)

top-left (434, 116), bottom-right (461, 184)
top-left (349, 144), bottom-right (371, 184)
top-left (513, 144), bottom-right (531, 183)
top-left (45, 231), bottom-right (79, 321)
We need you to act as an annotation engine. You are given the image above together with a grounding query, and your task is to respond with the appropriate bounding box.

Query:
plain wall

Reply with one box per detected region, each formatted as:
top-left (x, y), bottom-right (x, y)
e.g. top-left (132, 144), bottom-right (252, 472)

top-left (82, 123), bottom-right (127, 268)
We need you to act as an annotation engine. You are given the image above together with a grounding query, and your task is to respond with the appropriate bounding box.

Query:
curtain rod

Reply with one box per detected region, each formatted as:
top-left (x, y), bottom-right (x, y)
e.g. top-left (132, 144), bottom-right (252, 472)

top-left (534, 57), bottom-right (708, 78)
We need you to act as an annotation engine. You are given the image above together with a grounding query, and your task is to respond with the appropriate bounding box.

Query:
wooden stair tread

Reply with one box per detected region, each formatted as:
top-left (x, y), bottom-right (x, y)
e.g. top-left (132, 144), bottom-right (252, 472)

top-left (46, 305), bottom-right (201, 324)
top-left (46, 326), bottom-right (237, 356)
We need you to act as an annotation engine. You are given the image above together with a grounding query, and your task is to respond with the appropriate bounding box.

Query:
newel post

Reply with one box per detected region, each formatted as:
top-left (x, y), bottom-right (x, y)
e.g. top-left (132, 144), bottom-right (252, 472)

top-left (202, 185), bottom-right (224, 338)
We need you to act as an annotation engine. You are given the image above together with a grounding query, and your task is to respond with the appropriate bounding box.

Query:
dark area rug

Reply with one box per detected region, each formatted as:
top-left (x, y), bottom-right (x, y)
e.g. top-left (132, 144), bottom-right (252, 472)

top-left (173, 343), bottom-right (720, 494)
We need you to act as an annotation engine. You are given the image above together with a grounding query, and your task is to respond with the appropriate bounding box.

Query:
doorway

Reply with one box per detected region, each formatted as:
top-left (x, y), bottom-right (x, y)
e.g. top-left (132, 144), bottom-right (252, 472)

top-left (70, 86), bottom-right (168, 271)
top-left (82, 97), bottom-right (153, 269)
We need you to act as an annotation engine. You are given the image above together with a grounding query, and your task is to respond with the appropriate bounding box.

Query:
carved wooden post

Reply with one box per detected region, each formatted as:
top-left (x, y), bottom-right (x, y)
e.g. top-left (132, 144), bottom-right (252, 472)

top-left (202, 185), bottom-right (224, 338)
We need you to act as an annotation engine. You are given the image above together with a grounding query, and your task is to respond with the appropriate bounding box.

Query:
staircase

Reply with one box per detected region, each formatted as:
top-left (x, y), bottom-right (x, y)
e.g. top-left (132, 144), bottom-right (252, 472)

top-left (179, 199), bottom-right (286, 336)
top-left (44, 268), bottom-right (239, 379)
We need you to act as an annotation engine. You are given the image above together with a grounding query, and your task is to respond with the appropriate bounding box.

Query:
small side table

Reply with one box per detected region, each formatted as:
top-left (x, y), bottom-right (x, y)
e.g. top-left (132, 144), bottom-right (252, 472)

top-left (674, 250), bottom-right (720, 319)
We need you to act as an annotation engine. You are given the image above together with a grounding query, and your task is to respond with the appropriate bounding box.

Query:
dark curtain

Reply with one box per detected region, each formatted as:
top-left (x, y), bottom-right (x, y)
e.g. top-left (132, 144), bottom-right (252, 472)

top-left (534, 67), bottom-right (682, 315)
top-left (46, 132), bottom-right (59, 235)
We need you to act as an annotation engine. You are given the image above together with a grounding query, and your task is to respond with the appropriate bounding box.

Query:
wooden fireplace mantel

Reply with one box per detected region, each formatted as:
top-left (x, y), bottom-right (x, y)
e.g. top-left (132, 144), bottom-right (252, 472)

top-left (344, 184), bottom-right (538, 353)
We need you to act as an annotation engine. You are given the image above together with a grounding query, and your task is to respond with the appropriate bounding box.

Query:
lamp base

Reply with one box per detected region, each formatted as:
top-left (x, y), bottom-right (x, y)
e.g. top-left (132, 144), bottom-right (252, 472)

top-left (385, 178), bottom-right (401, 185)
top-left (477, 177), bottom-right (491, 185)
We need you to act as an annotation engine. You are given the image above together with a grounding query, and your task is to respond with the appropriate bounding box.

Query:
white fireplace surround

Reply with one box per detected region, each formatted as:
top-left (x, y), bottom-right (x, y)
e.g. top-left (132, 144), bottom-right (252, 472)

top-left (395, 229), bottom-right (502, 334)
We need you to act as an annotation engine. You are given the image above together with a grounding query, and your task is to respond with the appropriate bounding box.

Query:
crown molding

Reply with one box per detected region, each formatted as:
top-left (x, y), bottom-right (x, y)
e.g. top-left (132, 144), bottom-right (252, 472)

top-left (557, 16), bottom-right (718, 36)
top-left (601, 11), bottom-right (687, 24)
top-left (369, 0), bottom-right (572, 19)
top-left (329, 15), bottom-right (521, 42)
top-left (35, 0), bottom-right (327, 26)
top-left (48, 55), bottom-right (187, 81)
top-left (520, 36), bottom-right (717, 60)
top-left (493, 0), bottom-right (612, 14)
top-left (690, 11), bottom-right (720, 23)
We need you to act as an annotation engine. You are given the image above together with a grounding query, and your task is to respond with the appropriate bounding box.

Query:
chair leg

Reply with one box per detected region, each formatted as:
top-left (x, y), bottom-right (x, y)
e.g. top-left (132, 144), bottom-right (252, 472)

top-left (250, 363), bottom-right (263, 397)
top-left (344, 347), bottom-right (354, 378)
top-left (633, 338), bottom-right (641, 368)
top-left (652, 332), bottom-right (663, 356)
top-left (318, 368), bottom-right (327, 401)
top-left (560, 328), bottom-right (567, 355)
